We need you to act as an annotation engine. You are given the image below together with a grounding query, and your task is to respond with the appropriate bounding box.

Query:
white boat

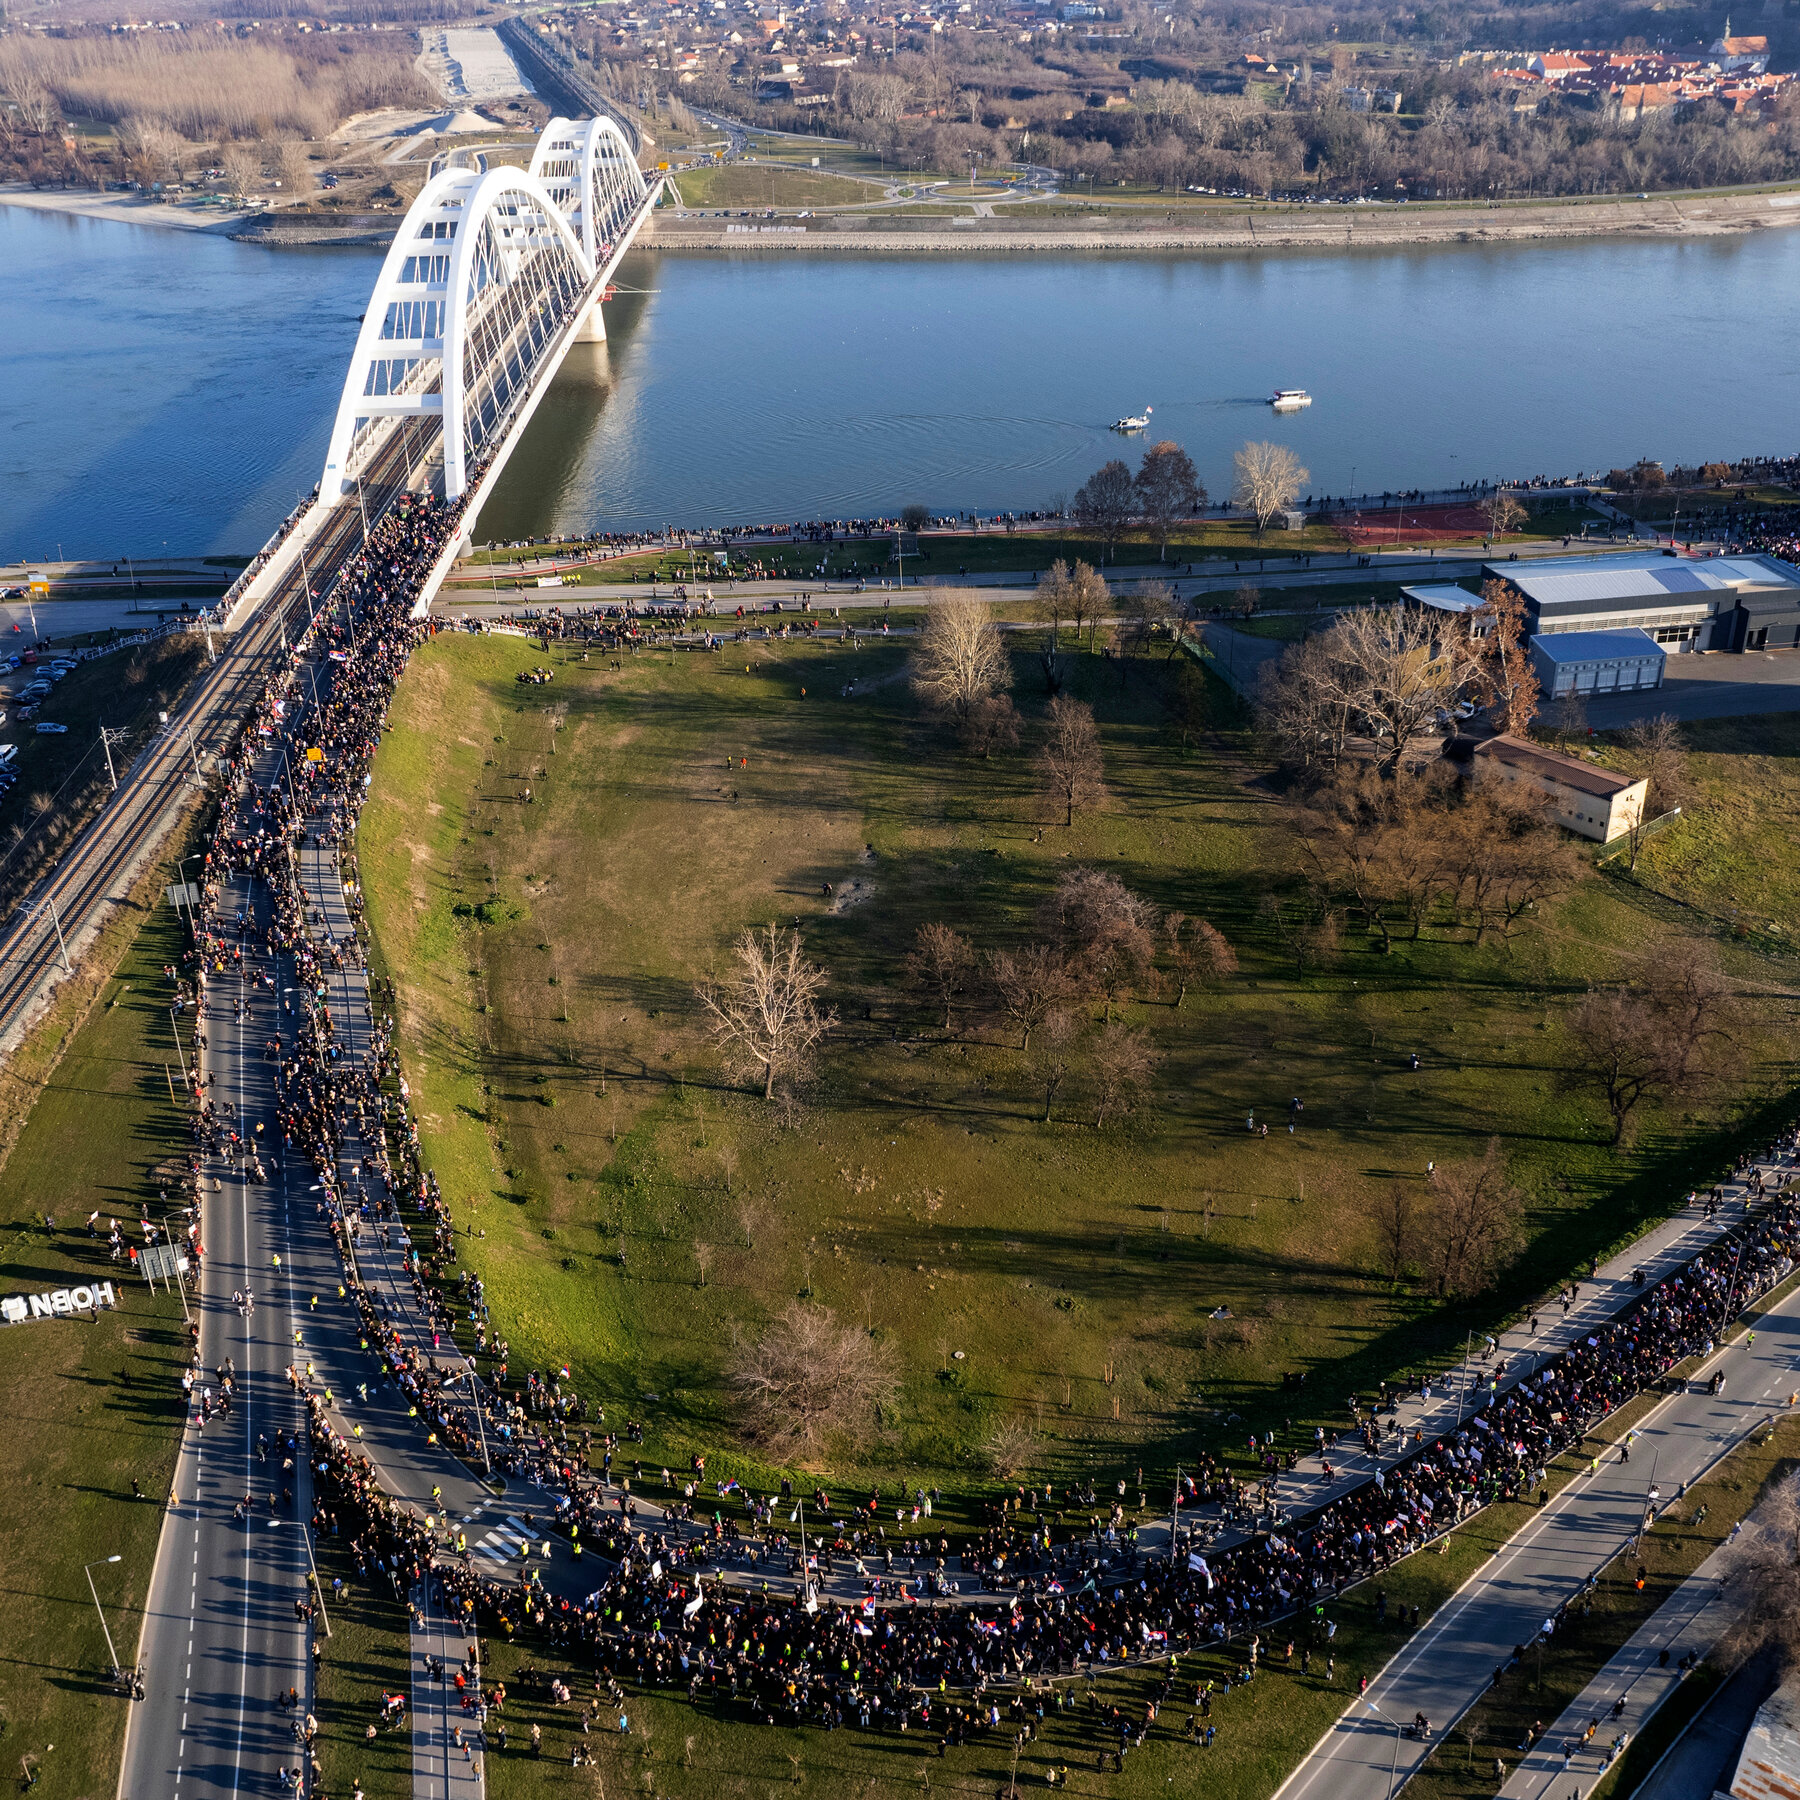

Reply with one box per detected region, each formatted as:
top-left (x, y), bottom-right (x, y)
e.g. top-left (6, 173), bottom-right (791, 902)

top-left (1112, 405), bottom-right (1153, 432)
top-left (1270, 389), bottom-right (1313, 410)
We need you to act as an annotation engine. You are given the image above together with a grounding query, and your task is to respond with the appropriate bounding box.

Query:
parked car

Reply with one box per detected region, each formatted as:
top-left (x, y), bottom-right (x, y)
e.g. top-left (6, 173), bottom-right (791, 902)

top-left (34, 721), bottom-right (68, 734)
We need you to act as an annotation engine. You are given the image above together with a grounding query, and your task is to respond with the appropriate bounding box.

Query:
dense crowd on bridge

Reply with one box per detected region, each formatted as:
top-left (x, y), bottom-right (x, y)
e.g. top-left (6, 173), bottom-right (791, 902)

top-left (159, 466), bottom-right (1800, 1777)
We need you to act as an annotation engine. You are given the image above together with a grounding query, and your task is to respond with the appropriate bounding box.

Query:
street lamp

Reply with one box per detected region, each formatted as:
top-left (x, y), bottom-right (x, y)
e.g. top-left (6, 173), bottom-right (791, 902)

top-left (1363, 1699), bottom-right (1404, 1800)
top-left (85, 1555), bottom-right (124, 1677)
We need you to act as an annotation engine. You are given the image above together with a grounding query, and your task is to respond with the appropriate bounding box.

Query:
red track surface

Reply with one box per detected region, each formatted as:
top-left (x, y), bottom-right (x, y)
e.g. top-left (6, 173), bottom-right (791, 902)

top-left (1331, 504), bottom-right (1493, 545)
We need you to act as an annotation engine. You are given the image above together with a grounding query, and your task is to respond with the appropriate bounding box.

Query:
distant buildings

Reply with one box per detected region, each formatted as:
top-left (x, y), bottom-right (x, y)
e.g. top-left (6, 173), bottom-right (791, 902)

top-left (1491, 36), bottom-right (1790, 117)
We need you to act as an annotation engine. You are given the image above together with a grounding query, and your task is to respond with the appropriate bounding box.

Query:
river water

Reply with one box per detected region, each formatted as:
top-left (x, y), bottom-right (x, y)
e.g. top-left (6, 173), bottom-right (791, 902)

top-left (5, 202), bottom-right (1800, 560)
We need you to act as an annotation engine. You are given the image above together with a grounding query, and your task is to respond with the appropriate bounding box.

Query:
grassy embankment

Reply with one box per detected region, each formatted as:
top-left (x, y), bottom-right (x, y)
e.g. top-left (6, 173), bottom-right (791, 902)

top-left (666, 164), bottom-right (880, 209)
top-left (357, 627), bottom-right (1798, 1495)
top-left (449, 507), bottom-right (1600, 590)
top-left (0, 880), bottom-right (196, 1798)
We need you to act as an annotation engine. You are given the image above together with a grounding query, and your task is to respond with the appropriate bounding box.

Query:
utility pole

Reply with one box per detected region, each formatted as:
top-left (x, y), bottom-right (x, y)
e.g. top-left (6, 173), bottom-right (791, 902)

top-left (43, 892), bottom-right (72, 975)
top-left (99, 724), bottom-right (127, 793)
top-left (185, 721), bottom-right (205, 787)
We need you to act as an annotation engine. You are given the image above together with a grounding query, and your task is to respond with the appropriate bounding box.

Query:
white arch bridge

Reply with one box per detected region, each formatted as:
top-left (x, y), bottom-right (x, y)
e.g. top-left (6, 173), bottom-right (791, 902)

top-left (320, 114), bottom-right (657, 515)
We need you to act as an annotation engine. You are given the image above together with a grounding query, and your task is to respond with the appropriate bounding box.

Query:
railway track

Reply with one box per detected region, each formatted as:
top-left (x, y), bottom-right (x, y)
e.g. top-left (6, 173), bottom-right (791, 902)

top-left (0, 427), bottom-right (431, 1056)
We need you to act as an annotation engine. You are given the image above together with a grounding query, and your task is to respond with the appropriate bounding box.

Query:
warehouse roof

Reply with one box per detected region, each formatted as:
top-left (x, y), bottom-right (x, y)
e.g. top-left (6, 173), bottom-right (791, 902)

top-left (1528, 627), bottom-right (1664, 664)
top-left (1472, 734), bottom-right (1643, 800)
top-left (1402, 583), bottom-right (1483, 613)
top-left (1489, 552), bottom-right (1800, 609)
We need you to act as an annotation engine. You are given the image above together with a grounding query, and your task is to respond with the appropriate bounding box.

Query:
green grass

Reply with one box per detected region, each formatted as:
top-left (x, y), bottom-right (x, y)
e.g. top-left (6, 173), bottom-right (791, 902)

top-left (667, 164), bottom-right (879, 208)
top-left (0, 887), bottom-right (195, 1798)
top-left (358, 630), bottom-right (1796, 1520)
top-left (309, 1536), bottom-right (413, 1800)
top-left (1594, 712), bottom-right (1800, 941)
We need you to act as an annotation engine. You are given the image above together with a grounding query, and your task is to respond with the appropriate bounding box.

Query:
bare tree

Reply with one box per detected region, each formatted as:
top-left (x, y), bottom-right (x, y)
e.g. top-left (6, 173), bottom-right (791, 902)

top-left (1232, 440), bottom-right (1309, 538)
top-left (1074, 459), bottom-right (1136, 564)
top-left (1328, 603), bottom-right (1480, 777)
top-left (1562, 990), bottom-right (1673, 1145)
top-left (1718, 1472), bottom-right (1800, 1666)
top-left (1256, 631), bottom-right (1361, 775)
top-left (275, 136), bottom-right (313, 195)
top-left (1133, 440), bottom-right (1204, 560)
top-left (1121, 580), bottom-right (1179, 660)
top-left (1161, 911), bottom-right (1236, 1006)
top-left (1024, 1006), bottom-right (1080, 1122)
top-left (1423, 1139), bottom-right (1524, 1298)
top-left (912, 591), bottom-right (1013, 754)
top-left (1234, 582), bottom-right (1260, 620)
top-left (1618, 713), bottom-right (1690, 871)
top-left (1035, 693), bottom-right (1105, 827)
top-left (1043, 557), bottom-right (1107, 654)
top-left (728, 1302), bottom-right (897, 1456)
top-left (12, 71), bottom-right (58, 135)
top-left (987, 944), bottom-right (1078, 1051)
top-left (1544, 690), bottom-right (1588, 750)
top-left (905, 922), bottom-right (976, 1031)
top-left (986, 1420), bottom-right (1039, 1478)
top-left (1162, 656), bottom-right (1212, 753)
top-left (696, 924), bottom-right (837, 1100)
top-left (1091, 1021), bottom-right (1157, 1128)
top-left (220, 142), bottom-right (260, 199)
top-left (1482, 488), bottom-right (1527, 542)
top-left (1042, 866), bottom-right (1158, 1014)
top-left (1372, 1185), bottom-right (1415, 1284)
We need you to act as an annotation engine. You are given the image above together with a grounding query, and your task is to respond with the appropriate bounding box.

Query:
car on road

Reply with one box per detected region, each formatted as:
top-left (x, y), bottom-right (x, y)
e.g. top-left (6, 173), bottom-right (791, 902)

top-left (34, 721), bottom-right (67, 734)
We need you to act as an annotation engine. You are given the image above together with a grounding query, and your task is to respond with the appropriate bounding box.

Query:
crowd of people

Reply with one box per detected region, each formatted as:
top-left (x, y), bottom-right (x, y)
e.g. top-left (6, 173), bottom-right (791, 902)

top-left (157, 461), bottom-right (1800, 1778)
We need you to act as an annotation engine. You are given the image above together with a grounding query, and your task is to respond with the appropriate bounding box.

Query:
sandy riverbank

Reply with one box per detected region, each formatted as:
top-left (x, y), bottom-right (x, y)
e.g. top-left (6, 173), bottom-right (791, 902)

top-left (0, 185), bottom-right (250, 234)
top-left (653, 187), bottom-right (1800, 255)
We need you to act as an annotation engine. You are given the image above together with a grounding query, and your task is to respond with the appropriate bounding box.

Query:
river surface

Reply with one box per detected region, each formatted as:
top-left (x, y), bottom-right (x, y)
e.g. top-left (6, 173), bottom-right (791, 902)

top-left (5, 201), bottom-right (1800, 560)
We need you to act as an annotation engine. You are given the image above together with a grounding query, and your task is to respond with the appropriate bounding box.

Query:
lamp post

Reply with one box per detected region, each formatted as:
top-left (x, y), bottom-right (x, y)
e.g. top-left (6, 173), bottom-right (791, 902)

top-left (85, 1555), bottom-right (124, 1676)
top-left (1363, 1699), bottom-right (1404, 1800)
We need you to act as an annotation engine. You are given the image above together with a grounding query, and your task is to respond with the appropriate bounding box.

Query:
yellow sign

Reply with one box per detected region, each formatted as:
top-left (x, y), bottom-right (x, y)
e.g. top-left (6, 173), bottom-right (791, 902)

top-left (306, 747), bottom-right (325, 762)
top-left (657, 161), bottom-right (670, 172)
top-left (28, 581), bottom-right (49, 595)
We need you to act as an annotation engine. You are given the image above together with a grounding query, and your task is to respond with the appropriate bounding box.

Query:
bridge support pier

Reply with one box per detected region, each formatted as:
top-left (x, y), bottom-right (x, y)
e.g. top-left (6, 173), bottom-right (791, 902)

top-left (574, 299), bottom-right (607, 343)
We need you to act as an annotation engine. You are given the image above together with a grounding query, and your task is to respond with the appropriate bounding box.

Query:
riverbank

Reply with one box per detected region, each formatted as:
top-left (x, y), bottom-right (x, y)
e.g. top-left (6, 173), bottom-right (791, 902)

top-left (9, 175), bottom-right (1800, 256)
top-left (654, 185), bottom-right (1800, 254)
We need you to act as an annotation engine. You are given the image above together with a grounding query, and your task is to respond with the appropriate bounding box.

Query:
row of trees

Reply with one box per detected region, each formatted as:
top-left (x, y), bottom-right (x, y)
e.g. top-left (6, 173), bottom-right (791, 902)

top-left (1073, 440), bottom-right (1310, 561)
top-left (0, 30), bottom-right (432, 147)
top-left (1292, 764), bottom-right (1586, 949)
top-left (696, 865), bottom-right (1238, 1117)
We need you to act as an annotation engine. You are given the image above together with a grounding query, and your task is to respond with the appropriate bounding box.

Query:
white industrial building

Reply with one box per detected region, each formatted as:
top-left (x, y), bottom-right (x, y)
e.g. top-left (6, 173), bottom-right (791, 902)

top-left (1528, 626), bottom-right (1666, 698)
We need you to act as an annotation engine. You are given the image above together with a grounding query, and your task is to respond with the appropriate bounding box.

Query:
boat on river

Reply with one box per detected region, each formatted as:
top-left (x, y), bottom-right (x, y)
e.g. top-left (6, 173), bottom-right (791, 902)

top-left (1112, 405), bottom-right (1153, 432)
top-left (1270, 389), bottom-right (1313, 410)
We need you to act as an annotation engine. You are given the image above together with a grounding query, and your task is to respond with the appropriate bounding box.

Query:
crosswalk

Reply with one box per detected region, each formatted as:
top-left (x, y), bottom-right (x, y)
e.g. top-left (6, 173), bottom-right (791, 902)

top-left (470, 1514), bottom-right (540, 1565)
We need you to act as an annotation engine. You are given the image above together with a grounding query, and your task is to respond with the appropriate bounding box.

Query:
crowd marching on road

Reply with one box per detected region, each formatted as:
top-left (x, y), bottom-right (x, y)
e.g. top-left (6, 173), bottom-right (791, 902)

top-left (129, 464), bottom-right (1800, 1793)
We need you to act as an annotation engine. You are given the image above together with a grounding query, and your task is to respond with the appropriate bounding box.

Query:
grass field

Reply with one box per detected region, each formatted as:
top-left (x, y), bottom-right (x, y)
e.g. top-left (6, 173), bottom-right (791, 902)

top-left (1597, 712), bottom-right (1800, 941)
top-left (0, 882), bottom-right (195, 1799)
top-left (667, 164), bottom-right (879, 209)
top-left (357, 625), bottom-right (1797, 1525)
top-left (309, 1536), bottom-right (412, 1800)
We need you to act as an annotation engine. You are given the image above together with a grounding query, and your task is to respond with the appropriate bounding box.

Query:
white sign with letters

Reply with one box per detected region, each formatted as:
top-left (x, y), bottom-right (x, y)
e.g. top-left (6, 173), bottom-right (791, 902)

top-left (0, 1281), bottom-right (117, 1324)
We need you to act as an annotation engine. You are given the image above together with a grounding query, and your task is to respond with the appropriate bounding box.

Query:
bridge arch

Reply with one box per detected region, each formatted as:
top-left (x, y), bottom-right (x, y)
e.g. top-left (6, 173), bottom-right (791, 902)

top-left (320, 158), bottom-right (594, 506)
top-left (529, 114), bottom-right (648, 268)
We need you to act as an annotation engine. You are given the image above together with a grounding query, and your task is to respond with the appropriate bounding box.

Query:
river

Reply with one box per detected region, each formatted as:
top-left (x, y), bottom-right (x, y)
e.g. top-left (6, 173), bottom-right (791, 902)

top-left (4, 202), bottom-right (1799, 560)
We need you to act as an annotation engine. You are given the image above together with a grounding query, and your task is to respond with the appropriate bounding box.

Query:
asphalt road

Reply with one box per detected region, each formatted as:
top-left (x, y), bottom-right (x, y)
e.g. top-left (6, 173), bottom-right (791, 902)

top-left (1273, 1271), bottom-right (1800, 1800)
top-left (121, 792), bottom-right (314, 1800)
